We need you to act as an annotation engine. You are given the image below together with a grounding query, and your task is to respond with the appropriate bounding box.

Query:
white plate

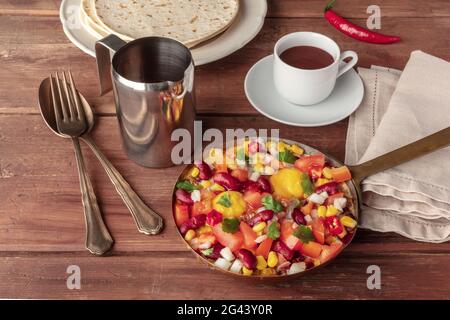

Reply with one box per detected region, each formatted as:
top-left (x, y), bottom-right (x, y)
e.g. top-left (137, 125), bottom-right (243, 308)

top-left (244, 55), bottom-right (364, 127)
top-left (60, 0), bottom-right (267, 66)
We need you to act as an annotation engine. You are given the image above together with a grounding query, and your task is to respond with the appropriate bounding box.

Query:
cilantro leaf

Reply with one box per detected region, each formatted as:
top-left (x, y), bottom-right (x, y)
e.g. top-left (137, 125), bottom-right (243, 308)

top-left (176, 180), bottom-right (198, 192)
top-left (217, 192), bottom-right (232, 208)
top-left (201, 248), bottom-right (214, 256)
top-left (278, 150), bottom-right (297, 164)
top-left (300, 173), bottom-right (314, 196)
top-left (222, 218), bottom-right (240, 233)
top-left (293, 225), bottom-right (315, 244)
top-left (262, 195), bottom-right (283, 213)
top-left (236, 148), bottom-right (249, 162)
top-left (267, 222), bottom-right (280, 240)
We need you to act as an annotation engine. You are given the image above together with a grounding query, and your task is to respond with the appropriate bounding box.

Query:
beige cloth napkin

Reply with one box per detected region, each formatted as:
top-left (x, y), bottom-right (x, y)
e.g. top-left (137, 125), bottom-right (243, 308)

top-left (346, 51), bottom-right (450, 243)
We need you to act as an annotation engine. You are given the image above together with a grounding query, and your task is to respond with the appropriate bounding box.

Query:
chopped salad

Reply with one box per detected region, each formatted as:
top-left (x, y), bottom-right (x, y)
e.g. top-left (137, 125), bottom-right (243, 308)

top-left (173, 139), bottom-right (357, 276)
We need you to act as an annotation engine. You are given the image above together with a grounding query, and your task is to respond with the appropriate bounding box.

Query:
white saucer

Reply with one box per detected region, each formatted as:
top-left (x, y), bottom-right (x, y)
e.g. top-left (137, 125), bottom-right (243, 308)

top-left (244, 55), bottom-right (364, 127)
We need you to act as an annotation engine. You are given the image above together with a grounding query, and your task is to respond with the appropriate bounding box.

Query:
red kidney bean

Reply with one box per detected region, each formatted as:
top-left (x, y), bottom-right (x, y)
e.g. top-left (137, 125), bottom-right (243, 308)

top-left (272, 240), bottom-right (294, 260)
top-left (191, 214), bottom-right (206, 228)
top-left (213, 172), bottom-right (241, 191)
top-left (257, 176), bottom-right (272, 193)
top-left (248, 141), bottom-right (262, 154)
top-left (241, 180), bottom-right (260, 193)
top-left (315, 181), bottom-right (338, 195)
top-left (206, 210), bottom-right (223, 226)
top-left (292, 208), bottom-right (306, 225)
top-left (196, 162), bottom-right (212, 180)
top-left (237, 249), bottom-right (257, 269)
top-left (175, 189), bottom-right (194, 205)
top-left (179, 221), bottom-right (194, 235)
top-left (247, 210), bottom-right (274, 227)
top-left (209, 242), bottom-right (225, 259)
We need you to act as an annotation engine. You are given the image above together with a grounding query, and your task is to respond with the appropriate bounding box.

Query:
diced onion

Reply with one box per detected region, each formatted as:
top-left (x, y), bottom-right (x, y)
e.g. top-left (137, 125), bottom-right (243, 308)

top-left (220, 247), bottom-right (235, 262)
top-left (190, 190), bottom-right (201, 203)
top-left (287, 262), bottom-right (306, 275)
top-left (255, 235), bottom-right (268, 244)
top-left (229, 259), bottom-right (243, 274)
top-left (214, 258), bottom-right (232, 271)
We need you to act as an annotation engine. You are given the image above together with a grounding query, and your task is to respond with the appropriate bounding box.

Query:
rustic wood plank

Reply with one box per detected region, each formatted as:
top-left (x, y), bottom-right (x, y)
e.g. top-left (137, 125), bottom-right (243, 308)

top-left (0, 251), bottom-right (449, 299)
top-left (1, 114), bottom-right (450, 254)
top-left (2, 0), bottom-right (450, 18)
top-left (1, 15), bottom-right (450, 115)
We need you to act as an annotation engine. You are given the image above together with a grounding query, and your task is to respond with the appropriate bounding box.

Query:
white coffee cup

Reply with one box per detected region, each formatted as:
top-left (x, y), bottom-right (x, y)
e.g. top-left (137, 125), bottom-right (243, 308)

top-left (273, 32), bottom-right (358, 105)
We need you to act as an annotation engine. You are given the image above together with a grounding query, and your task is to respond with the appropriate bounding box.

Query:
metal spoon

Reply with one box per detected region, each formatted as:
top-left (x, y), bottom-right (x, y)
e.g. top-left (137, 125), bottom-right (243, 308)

top-left (38, 77), bottom-right (164, 235)
top-left (39, 76), bottom-right (113, 255)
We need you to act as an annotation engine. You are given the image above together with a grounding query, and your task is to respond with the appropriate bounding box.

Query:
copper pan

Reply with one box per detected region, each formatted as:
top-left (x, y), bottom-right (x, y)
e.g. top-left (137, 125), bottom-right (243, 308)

top-left (172, 127), bottom-right (450, 280)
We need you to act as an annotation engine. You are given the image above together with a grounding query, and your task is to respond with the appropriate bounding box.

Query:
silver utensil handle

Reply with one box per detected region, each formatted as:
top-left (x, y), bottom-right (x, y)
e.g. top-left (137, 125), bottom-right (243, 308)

top-left (71, 138), bottom-right (114, 255)
top-left (81, 135), bottom-right (164, 235)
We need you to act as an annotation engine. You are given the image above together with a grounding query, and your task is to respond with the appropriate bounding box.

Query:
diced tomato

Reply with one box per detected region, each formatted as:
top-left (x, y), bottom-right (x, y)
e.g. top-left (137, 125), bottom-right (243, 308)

top-left (174, 202), bottom-right (190, 227)
top-left (255, 238), bottom-right (273, 259)
top-left (300, 201), bottom-right (314, 215)
top-left (243, 190), bottom-right (263, 209)
top-left (295, 154), bottom-right (326, 173)
top-left (311, 219), bottom-right (325, 244)
top-left (239, 221), bottom-right (257, 250)
top-left (325, 192), bottom-right (345, 206)
top-left (331, 166), bottom-right (352, 183)
top-left (231, 168), bottom-right (248, 182)
top-left (309, 165), bottom-right (323, 180)
top-left (213, 223), bottom-right (244, 252)
top-left (319, 241), bottom-right (343, 264)
top-left (215, 163), bottom-right (228, 173)
top-left (200, 189), bottom-right (216, 201)
top-left (192, 199), bottom-right (212, 217)
top-left (280, 220), bottom-right (294, 242)
top-left (324, 216), bottom-right (344, 236)
top-left (300, 241), bottom-right (322, 258)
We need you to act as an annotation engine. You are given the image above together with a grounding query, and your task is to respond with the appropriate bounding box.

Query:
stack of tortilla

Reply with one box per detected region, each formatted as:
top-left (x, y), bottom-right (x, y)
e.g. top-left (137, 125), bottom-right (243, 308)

top-left (80, 0), bottom-right (240, 48)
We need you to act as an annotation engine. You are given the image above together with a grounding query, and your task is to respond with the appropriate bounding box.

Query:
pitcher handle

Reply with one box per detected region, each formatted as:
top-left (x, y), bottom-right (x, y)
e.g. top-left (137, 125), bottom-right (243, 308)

top-left (95, 34), bottom-right (127, 95)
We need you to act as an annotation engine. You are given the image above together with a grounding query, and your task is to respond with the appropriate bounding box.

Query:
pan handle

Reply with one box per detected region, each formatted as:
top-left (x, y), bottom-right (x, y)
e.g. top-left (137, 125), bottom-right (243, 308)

top-left (349, 127), bottom-right (450, 185)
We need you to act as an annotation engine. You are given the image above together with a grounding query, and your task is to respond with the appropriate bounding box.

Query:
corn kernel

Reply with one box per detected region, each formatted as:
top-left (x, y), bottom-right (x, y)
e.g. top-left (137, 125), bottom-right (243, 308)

top-left (242, 267), bottom-right (253, 276)
top-left (260, 268), bottom-right (276, 275)
top-left (190, 167), bottom-right (200, 178)
top-left (340, 216), bottom-right (357, 229)
top-left (184, 230), bottom-right (196, 241)
top-left (198, 225), bottom-right (212, 234)
top-left (290, 144), bottom-right (304, 155)
top-left (256, 230), bottom-right (263, 237)
top-left (277, 141), bottom-right (287, 152)
top-left (253, 163), bottom-right (264, 173)
top-left (210, 183), bottom-right (225, 192)
top-left (252, 222), bottom-right (267, 233)
top-left (323, 167), bottom-right (333, 179)
top-left (326, 205), bottom-right (339, 217)
top-left (267, 251), bottom-right (278, 268)
top-left (313, 259), bottom-right (321, 267)
top-left (199, 180), bottom-right (212, 189)
top-left (256, 256), bottom-right (267, 270)
top-left (315, 178), bottom-right (330, 187)
top-left (317, 205), bottom-right (327, 217)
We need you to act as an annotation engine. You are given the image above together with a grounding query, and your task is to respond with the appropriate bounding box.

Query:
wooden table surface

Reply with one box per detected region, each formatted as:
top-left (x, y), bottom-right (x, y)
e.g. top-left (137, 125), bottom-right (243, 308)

top-left (1, 0), bottom-right (450, 300)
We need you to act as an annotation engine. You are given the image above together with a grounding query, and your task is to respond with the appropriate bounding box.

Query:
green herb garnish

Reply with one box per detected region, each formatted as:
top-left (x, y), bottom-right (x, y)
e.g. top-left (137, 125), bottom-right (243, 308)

top-left (267, 222), bottom-right (280, 240)
top-left (293, 225), bottom-right (315, 244)
top-left (222, 218), bottom-right (240, 233)
top-left (262, 195), bottom-right (283, 213)
top-left (217, 192), bottom-right (232, 208)
top-left (278, 150), bottom-right (297, 164)
top-left (176, 180), bottom-right (199, 192)
top-left (300, 173), bottom-right (314, 196)
top-left (236, 148), bottom-right (249, 162)
top-left (201, 248), bottom-right (214, 256)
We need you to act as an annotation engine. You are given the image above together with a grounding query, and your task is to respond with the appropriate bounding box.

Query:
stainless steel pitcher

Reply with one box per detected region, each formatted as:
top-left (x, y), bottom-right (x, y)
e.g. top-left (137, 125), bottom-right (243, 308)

top-left (95, 34), bottom-right (196, 168)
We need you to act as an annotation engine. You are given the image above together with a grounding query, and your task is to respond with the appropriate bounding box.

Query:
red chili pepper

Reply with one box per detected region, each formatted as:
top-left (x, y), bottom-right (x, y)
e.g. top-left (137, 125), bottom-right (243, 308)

top-left (324, 216), bottom-right (344, 236)
top-left (324, 0), bottom-right (401, 44)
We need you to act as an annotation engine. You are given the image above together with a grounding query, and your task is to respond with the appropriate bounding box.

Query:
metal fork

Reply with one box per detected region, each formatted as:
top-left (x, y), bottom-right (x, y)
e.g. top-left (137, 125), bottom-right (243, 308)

top-left (50, 71), bottom-right (113, 255)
